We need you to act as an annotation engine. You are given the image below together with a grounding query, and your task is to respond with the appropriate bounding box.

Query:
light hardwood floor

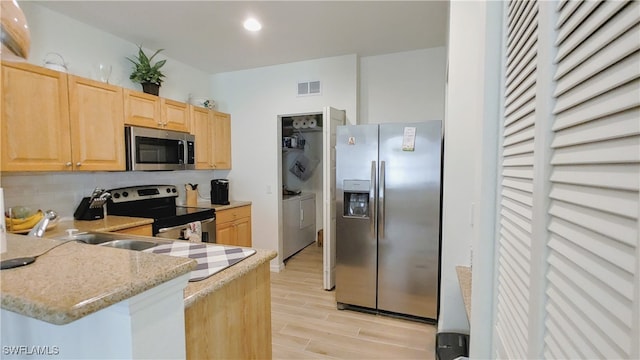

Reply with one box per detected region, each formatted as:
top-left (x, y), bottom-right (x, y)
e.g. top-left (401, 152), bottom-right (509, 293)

top-left (271, 244), bottom-right (437, 359)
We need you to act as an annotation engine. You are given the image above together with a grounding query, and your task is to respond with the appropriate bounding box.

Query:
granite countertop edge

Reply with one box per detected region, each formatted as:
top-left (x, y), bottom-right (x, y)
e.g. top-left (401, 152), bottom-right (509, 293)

top-left (1, 234), bottom-right (197, 325)
top-left (183, 248), bottom-right (276, 308)
top-left (45, 216), bottom-right (154, 237)
top-left (1, 213), bottom-right (269, 324)
top-left (195, 200), bottom-right (252, 211)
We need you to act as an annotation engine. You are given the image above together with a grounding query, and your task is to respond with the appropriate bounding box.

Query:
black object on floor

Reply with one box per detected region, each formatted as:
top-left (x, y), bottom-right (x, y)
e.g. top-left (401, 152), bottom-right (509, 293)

top-left (436, 332), bottom-right (469, 360)
top-left (1, 257), bottom-right (36, 269)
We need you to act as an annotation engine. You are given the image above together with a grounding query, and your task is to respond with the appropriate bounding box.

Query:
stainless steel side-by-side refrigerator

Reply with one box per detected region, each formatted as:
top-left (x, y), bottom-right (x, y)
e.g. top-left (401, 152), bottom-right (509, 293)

top-left (335, 121), bottom-right (442, 320)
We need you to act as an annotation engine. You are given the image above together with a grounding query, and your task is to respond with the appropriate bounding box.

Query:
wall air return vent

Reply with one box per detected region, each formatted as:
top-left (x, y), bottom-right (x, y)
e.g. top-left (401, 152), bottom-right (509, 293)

top-left (297, 80), bottom-right (321, 96)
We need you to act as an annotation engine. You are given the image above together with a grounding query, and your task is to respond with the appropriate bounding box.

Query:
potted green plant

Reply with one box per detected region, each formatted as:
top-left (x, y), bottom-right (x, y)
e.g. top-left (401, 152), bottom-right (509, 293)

top-left (126, 45), bottom-right (166, 95)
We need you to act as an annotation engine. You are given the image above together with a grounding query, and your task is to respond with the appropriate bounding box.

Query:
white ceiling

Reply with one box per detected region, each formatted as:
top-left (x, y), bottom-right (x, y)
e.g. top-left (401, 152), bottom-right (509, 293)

top-left (35, 1), bottom-right (449, 74)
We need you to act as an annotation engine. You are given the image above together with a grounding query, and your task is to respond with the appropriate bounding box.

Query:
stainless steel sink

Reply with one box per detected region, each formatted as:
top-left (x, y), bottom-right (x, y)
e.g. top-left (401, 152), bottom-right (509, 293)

top-left (99, 240), bottom-right (158, 251)
top-left (66, 233), bottom-right (126, 245)
top-left (53, 231), bottom-right (161, 251)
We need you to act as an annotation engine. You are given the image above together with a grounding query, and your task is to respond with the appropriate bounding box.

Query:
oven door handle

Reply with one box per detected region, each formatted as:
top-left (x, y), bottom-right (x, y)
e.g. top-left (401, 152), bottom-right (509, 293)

top-left (157, 217), bottom-right (215, 233)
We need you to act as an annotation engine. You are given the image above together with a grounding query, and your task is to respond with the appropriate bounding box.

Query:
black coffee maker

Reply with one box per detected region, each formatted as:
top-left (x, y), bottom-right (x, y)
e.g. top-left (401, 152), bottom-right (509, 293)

top-left (211, 179), bottom-right (230, 205)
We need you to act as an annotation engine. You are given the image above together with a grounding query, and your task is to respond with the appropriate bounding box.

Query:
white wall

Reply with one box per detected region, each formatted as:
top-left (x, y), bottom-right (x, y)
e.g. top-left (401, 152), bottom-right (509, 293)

top-left (0, 3), bottom-right (220, 216)
top-left (439, 1), bottom-right (486, 334)
top-left (18, 2), bottom-right (210, 102)
top-left (359, 48), bottom-right (446, 124)
top-left (211, 55), bottom-right (358, 269)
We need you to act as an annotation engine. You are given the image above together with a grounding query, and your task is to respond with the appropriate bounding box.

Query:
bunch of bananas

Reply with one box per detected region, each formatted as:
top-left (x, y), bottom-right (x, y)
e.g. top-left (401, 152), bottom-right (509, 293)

top-left (4, 210), bottom-right (44, 232)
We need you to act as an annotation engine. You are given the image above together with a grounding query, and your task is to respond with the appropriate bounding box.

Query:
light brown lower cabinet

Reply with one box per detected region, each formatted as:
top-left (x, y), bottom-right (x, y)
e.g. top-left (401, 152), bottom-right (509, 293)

top-left (215, 205), bottom-right (252, 247)
top-left (113, 224), bottom-right (152, 237)
top-left (184, 261), bottom-right (272, 359)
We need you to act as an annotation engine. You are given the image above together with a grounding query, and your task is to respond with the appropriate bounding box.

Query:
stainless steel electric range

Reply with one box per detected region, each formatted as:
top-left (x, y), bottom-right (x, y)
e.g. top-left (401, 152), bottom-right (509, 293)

top-left (106, 185), bottom-right (215, 242)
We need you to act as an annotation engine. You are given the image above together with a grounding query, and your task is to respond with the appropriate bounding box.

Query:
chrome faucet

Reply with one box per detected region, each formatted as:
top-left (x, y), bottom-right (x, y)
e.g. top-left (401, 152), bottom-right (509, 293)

top-left (27, 210), bottom-right (58, 238)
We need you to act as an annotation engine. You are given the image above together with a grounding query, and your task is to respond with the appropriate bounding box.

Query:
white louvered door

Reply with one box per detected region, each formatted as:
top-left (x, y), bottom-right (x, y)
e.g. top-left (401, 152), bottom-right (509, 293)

top-left (494, 0), bottom-right (639, 358)
top-left (545, 0), bottom-right (639, 358)
top-left (495, 0), bottom-right (539, 358)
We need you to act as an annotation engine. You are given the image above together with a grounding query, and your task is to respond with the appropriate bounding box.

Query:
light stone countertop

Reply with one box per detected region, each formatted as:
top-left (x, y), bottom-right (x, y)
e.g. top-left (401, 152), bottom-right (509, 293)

top-left (183, 247), bottom-right (276, 308)
top-left (45, 215), bottom-right (154, 238)
top-left (456, 266), bottom-right (472, 320)
top-left (195, 200), bottom-right (252, 212)
top-left (2, 212), bottom-right (276, 324)
top-left (0, 233), bottom-right (196, 325)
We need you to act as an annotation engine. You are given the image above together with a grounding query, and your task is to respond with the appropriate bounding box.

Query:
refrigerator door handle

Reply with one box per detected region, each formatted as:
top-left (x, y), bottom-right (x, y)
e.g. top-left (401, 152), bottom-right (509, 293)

top-left (370, 161), bottom-right (376, 236)
top-left (379, 160), bottom-right (385, 239)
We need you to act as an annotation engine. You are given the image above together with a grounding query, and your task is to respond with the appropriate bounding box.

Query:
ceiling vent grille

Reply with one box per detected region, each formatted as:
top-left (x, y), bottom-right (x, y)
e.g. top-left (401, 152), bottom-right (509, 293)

top-left (297, 80), bottom-right (321, 96)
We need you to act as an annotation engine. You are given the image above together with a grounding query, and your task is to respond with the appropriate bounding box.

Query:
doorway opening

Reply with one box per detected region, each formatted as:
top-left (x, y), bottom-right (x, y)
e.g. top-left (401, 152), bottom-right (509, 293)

top-left (277, 107), bottom-right (346, 290)
top-left (278, 112), bottom-right (324, 264)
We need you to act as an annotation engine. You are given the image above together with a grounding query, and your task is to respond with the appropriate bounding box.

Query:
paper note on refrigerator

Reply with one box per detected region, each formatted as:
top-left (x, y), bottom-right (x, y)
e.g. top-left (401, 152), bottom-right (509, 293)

top-left (402, 127), bottom-right (416, 151)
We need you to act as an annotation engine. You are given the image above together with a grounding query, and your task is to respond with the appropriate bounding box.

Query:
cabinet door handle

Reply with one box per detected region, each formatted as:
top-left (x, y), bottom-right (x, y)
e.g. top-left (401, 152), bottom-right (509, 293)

top-left (65, 162), bottom-right (72, 167)
top-left (76, 162), bottom-right (82, 167)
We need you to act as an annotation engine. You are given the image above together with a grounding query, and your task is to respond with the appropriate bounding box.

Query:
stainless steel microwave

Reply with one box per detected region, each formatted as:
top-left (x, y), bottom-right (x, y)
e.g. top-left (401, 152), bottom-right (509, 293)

top-left (125, 126), bottom-right (195, 171)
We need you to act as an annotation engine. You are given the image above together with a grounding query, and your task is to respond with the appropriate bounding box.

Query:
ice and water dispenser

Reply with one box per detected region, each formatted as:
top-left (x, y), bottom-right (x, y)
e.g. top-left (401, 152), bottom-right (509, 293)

top-left (343, 180), bottom-right (370, 218)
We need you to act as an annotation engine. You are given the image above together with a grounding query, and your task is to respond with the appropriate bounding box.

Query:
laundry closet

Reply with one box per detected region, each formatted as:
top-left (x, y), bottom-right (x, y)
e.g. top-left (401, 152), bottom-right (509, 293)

top-left (280, 113), bottom-right (323, 260)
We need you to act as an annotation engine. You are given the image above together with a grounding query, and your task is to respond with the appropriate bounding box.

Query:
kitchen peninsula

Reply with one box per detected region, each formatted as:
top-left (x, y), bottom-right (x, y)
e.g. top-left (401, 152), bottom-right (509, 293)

top-left (1, 218), bottom-right (276, 360)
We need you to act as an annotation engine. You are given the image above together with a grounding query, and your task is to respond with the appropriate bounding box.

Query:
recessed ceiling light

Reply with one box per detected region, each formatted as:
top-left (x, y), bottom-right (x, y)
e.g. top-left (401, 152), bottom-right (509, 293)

top-left (243, 18), bottom-right (262, 32)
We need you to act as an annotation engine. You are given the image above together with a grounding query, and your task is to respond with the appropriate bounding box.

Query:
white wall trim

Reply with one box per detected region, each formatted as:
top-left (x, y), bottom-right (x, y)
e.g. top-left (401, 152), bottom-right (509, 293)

top-left (469, 0), bottom-right (504, 358)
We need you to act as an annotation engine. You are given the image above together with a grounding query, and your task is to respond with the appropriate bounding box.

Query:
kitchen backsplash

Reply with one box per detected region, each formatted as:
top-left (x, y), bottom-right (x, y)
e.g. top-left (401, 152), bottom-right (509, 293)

top-left (0, 170), bottom-right (229, 218)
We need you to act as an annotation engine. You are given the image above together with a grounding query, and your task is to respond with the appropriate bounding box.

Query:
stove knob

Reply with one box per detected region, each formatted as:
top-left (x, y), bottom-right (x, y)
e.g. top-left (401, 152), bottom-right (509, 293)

top-left (171, 188), bottom-right (177, 193)
top-left (166, 188), bottom-right (171, 193)
top-left (113, 193), bottom-right (120, 199)
top-left (122, 191), bottom-right (129, 197)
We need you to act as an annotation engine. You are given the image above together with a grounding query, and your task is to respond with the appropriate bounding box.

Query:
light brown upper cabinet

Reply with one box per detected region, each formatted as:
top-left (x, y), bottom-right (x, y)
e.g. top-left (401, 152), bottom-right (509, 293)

top-left (124, 89), bottom-right (189, 132)
top-left (212, 111), bottom-right (232, 169)
top-left (161, 98), bottom-right (190, 132)
top-left (191, 105), bottom-right (213, 170)
top-left (190, 106), bottom-right (231, 170)
top-left (1, 62), bottom-right (125, 172)
top-left (68, 75), bottom-right (125, 171)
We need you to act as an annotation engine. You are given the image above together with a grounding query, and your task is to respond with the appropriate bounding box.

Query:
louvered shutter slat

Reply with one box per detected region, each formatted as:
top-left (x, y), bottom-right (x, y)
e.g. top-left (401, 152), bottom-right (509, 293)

top-left (547, 268), bottom-right (630, 352)
top-left (552, 80), bottom-right (640, 130)
top-left (505, 81), bottom-right (536, 117)
top-left (554, 26), bottom-right (640, 96)
top-left (551, 136), bottom-right (639, 165)
top-left (506, 30), bottom-right (537, 87)
top-left (495, 0), bottom-right (638, 357)
top-left (501, 206), bottom-right (533, 233)
top-left (556, 0), bottom-right (583, 28)
top-left (553, 53), bottom-right (640, 114)
top-left (548, 219), bottom-right (636, 274)
top-left (554, 1), bottom-right (637, 75)
top-left (548, 250), bottom-right (634, 322)
top-left (507, 10), bottom-right (538, 71)
top-left (544, 319), bottom-right (580, 359)
top-left (507, 1), bottom-right (535, 49)
top-left (503, 152), bottom-right (534, 167)
top-left (503, 124), bottom-right (535, 146)
top-left (547, 26), bottom-right (638, 340)
top-left (502, 177), bottom-right (534, 193)
top-left (549, 183), bottom-right (638, 218)
top-left (505, 44), bottom-right (537, 96)
top-left (548, 200), bottom-right (638, 247)
top-left (503, 138), bottom-right (535, 156)
top-left (556, 0), bottom-right (568, 12)
top-left (546, 298), bottom-right (604, 358)
top-left (550, 163), bottom-right (640, 191)
top-left (496, 1), bottom-right (539, 356)
top-left (551, 109), bottom-right (640, 148)
top-left (555, 1), bottom-right (601, 46)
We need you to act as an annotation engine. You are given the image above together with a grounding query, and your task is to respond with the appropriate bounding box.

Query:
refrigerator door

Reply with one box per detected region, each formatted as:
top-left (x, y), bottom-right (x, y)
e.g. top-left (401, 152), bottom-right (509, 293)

top-left (377, 121), bottom-right (442, 319)
top-left (335, 124), bottom-right (379, 309)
